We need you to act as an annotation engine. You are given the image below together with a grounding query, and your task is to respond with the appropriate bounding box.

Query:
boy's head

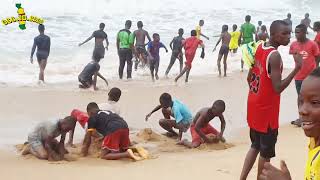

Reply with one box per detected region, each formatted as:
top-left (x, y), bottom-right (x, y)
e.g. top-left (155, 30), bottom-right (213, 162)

top-left (137, 21), bottom-right (143, 28)
top-left (125, 20), bottom-right (132, 29)
top-left (270, 20), bottom-right (291, 46)
top-left (258, 21), bottom-right (262, 26)
top-left (211, 100), bottom-right (226, 115)
top-left (313, 21), bottom-right (320, 32)
top-left (99, 23), bottom-right (105, 30)
top-left (108, 87), bottom-right (121, 102)
top-left (191, 30), bottom-right (197, 37)
top-left (199, 20), bottom-right (204, 26)
top-left (261, 25), bottom-right (267, 32)
top-left (178, 28), bottom-right (184, 36)
top-left (295, 24), bottom-right (307, 42)
top-left (38, 24), bottom-right (45, 33)
top-left (159, 93), bottom-right (173, 109)
top-left (287, 13), bottom-right (291, 19)
top-left (153, 33), bottom-right (160, 42)
top-left (245, 15), bottom-right (251, 22)
top-left (232, 24), bottom-right (237, 31)
top-left (222, 25), bottom-right (228, 32)
top-left (86, 102), bottom-right (100, 117)
top-left (299, 67), bottom-right (320, 139)
top-left (305, 13), bottom-right (309, 18)
top-left (59, 116), bottom-right (76, 133)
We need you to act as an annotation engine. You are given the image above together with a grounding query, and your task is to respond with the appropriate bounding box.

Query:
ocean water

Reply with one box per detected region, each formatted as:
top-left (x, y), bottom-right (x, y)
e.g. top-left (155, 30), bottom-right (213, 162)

top-left (0, 0), bottom-right (319, 85)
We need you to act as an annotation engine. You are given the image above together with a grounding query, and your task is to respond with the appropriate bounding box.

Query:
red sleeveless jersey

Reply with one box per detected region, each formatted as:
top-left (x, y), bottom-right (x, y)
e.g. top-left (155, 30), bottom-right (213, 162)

top-left (247, 43), bottom-right (282, 133)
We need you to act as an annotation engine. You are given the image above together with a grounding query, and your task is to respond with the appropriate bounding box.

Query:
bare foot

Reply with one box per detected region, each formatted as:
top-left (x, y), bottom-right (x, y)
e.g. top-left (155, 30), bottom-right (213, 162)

top-left (224, 74), bottom-right (227, 77)
top-left (135, 147), bottom-right (149, 159)
top-left (155, 74), bottom-right (159, 80)
top-left (127, 149), bottom-right (142, 161)
top-left (176, 139), bottom-right (188, 145)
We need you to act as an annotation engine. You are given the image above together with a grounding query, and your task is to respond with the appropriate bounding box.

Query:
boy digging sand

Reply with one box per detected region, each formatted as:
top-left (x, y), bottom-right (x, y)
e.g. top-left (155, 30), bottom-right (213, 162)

top-left (175, 30), bottom-right (205, 83)
top-left (81, 102), bottom-right (141, 160)
top-left (213, 25), bottom-right (231, 77)
top-left (78, 60), bottom-right (108, 91)
top-left (178, 100), bottom-right (226, 148)
top-left (145, 93), bottom-right (192, 140)
top-left (23, 117), bottom-right (76, 161)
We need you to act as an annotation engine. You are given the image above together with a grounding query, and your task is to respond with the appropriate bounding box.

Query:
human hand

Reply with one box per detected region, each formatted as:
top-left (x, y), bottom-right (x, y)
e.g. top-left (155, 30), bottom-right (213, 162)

top-left (145, 113), bottom-right (152, 121)
top-left (104, 80), bottom-right (109, 86)
top-left (213, 47), bottom-right (216, 52)
top-left (293, 53), bottom-right (302, 70)
top-left (78, 43), bottom-right (82, 47)
top-left (30, 58), bottom-right (33, 64)
top-left (166, 49), bottom-right (168, 53)
top-left (259, 161), bottom-right (292, 180)
top-left (105, 46), bottom-right (108, 51)
top-left (206, 37), bottom-right (210, 40)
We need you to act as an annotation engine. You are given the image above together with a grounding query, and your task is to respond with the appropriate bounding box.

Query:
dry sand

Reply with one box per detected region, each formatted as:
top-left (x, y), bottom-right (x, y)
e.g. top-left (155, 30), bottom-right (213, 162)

top-left (0, 71), bottom-right (309, 180)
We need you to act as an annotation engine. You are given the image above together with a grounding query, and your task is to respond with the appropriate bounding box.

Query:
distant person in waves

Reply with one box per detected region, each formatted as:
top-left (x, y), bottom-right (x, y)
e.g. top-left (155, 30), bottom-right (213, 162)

top-left (30, 24), bottom-right (50, 84)
top-left (213, 25), bottom-right (231, 77)
top-left (79, 23), bottom-right (109, 62)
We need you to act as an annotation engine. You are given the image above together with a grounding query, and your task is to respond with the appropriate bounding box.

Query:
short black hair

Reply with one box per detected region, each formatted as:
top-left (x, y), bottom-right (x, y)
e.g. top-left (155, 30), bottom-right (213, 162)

top-left (314, 21), bottom-right (320, 31)
top-left (191, 30), bottom-right (197, 36)
top-left (137, 21), bottom-right (143, 28)
top-left (178, 28), bottom-right (184, 35)
top-left (270, 20), bottom-right (289, 35)
top-left (99, 23), bottom-right (105, 29)
top-left (108, 87), bottom-right (121, 102)
top-left (287, 13), bottom-right (291, 18)
top-left (38, 24), bottom-right (45, 32)
top-left (153, 33), bottom-right (159, 38)
top-left (87, 102), bottom-right (99, 112)
top-left (62, 116), bottom-right (77, 127)
top-left (125, 20), bottom-right (132, 27)
top-left (199, 20), bottom-right (204, 23)
top-left (159, 93), bottom-right (172, 106)
top-left (213, 100), bottom-right (226, 112)
top-left (261, 25), bottom-right (267, 31)
top-left (245, 15), bottom-right (251, 22)
top-left (233, 24), bottom-right (237, 29)
top-left (296, 24), bottom-right (307, 34)
top-left (222, 25), bottom-right (228, 32)
top-left (309, 67), bottom-right (320, 78)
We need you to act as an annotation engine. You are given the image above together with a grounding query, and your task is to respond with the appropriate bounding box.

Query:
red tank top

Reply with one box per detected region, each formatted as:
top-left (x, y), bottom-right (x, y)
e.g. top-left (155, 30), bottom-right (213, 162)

top-left (247, 43), bottom-right (282, 133)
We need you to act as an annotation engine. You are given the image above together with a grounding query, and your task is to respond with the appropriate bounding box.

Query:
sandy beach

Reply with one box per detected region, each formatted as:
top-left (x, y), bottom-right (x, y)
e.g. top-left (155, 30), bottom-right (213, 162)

top-left (0, 70), bottom-right (309, 180)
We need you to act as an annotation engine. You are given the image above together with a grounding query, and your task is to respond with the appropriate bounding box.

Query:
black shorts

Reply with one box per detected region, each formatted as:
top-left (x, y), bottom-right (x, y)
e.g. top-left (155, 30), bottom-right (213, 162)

top-left (92, 46), bottom-right (105, 62)
top-left (219, 45), bottom-right (229, 56)
top-left (135, 46), bottom-right (148, 57)
top-left (250, 128), bottom-right (278, 159)
top-left (78, 77), bottom-right (92, 88)
top-left (36, 51), bottom-right (49, 61)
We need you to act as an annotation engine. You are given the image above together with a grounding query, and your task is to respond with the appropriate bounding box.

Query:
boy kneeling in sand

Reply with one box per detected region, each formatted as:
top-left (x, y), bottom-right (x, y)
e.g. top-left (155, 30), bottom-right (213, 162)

top-left (81, 102), bottom-right (141, 160)
top-left (145, 93), bottom-right (193, 140)
top-left (67, 87), bottom-right (122, 147)
top-left (178, 100), bottom-right (226, 148)
top-left (23, 117), bottom-right (76, 161)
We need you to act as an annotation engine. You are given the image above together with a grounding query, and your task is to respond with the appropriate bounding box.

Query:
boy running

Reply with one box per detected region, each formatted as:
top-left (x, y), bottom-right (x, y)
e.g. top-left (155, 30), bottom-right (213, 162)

top-left (175, 30), bottom-right (205, 83)
top-left (147, 33), bottom-right (168, 81)
top-left (213, 25), bottom-right (231, 77)
top-left (229, 24), bottom-right (241, 54)
top-left (132, 21), bottom-right (151, 70)
top-left (165, 28), bottom-right (185, 77)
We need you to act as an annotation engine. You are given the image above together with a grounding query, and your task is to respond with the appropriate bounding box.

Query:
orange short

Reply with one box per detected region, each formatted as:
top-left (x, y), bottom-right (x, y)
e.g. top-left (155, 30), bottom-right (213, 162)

top-left (190, 123), bottom-right (219, 144)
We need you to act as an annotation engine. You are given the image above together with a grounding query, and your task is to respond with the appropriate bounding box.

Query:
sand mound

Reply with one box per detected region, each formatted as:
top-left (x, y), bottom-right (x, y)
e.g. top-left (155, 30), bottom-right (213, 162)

top-left (136, 128), bottom-right (162, 142)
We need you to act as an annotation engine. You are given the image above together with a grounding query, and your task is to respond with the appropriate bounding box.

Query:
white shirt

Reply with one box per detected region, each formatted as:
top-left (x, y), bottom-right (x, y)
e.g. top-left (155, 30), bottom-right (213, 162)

top-left (98, 100), bottom-right (120, 115)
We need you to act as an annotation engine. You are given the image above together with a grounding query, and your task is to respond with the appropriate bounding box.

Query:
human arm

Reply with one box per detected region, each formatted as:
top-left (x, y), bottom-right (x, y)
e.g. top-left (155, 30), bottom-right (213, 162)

top-left (116, 32), bottom-right (120, 54)
top-left (58, 133), bottom-right (68, 159)
top-left (194, 115), bottom-right (211, 143)
top-left (169, 39), bottom-right (174, 50)
top-left (80, 131), bottom-right (92, 156)
top-left (105, 34), bottom-right (109, 50)
top-left (218, 114), bottom-right (226, 139)
top-left (201, 33), bottom-right (210, 40)
top-left (200, 42), bottom-right (205, 59)
top-left (44, 136), bottom-right (59, 161)
top-left (213, 34), bottom-right (222, 52)
top-left (92, 71), bottom-right (98, 91)
top-left (30, 38), bottom-right (36, 63)
top-left (161, 42), bottom-right (168, 53)
top-left (145, 105), bottom-right (162, 121)
top-left (67, 120), bottom-right (76, 147)
top-left (259, 161), bottom-right (292, 180)
top-left (247, 68), bottom-right (253, 87)
top-left (269, 51), bottom-right (302, 94)
top-left (79, 34), bottom-right (94, 46)
top-left (97, 72), bottom-right (108, 86)
top-left (146, 32), bottom-right (152, 44)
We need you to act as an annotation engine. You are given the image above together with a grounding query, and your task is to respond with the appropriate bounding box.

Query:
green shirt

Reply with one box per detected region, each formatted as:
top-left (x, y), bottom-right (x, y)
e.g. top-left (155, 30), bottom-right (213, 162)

top-left (241, 23), bottom-right (256, 44)
top-left (117, 29), bottom-right (134, 49)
